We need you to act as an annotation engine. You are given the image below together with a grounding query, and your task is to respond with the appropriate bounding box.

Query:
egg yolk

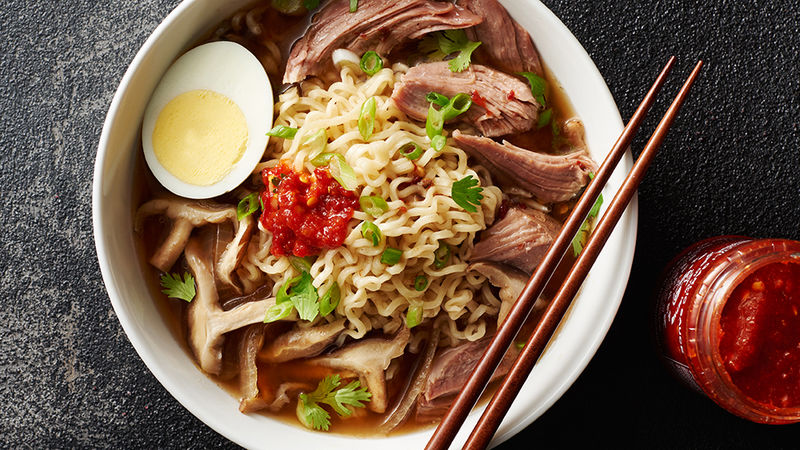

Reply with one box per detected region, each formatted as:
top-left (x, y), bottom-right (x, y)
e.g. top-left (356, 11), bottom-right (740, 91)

top-left (152, 89), bottom-right (248, 186)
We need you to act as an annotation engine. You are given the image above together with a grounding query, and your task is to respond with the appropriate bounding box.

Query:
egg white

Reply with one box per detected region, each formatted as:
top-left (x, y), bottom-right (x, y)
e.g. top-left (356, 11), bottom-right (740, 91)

top-left (142, 41), bottom-right (273, 199)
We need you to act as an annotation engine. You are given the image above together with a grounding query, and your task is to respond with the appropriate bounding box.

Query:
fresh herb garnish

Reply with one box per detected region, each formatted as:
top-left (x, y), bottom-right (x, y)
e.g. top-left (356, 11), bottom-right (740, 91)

top-left (267, 124), bottom-right (298, 139)
top-left (302, 129), bottom-right (328, 161)
top-left (451, 175), bottom-right (483, 213)
top-left (159, 272), bottom-right (196, 302)
top-left (328, 154), bottom-right (358, 191)
top-left (425, 92), bottom-right (471, 149)
top-left (398, 142), bottom-right (423, 160)
top-left (296, 375), bottom-right (371, 431)
top-left (289, 255), bottom-right (314, 273)
top-left (349, 0), bottom-right (358, 13)
top-left (426, 92), bottom-right (450, 107)
top-left (361, 220), bottom-right (382, 246)
top-left (414, 275), bottom-right (428, 291)
top-left (431, 135), bottom-right (446, 152)
top-left (303, 0), bottom-right (320, 10)
top-left (433, 241), bottom-right (450, 269)
top-left (419, 30), bottom-right (481, 73)
top-left (426, 103), bottom-right (445, 139)
top-left (358, 96), bottom-right (377, 141)
top-left (381, 247), bottom-right (403, 265)
top-left (519, 72), bottom-right (547, 107)
top-left (441, 93), bottom-right (472, 121)
top-left (571, 173), bottom-right (604, 256)
top-left (405, 305), bottom-right (423, 328)
top-left (319, 282), bottom-right (340, 317)
top-left (360, 51), bottom-right (383, 76)
top-left (267, 271), bottom-right (319, 322)
top-left (359, 195), bottom-right (389, 217)
top-left (236, 192), bottom-right (260, 221)
top-left (537, 108), bottom-right (553, 130)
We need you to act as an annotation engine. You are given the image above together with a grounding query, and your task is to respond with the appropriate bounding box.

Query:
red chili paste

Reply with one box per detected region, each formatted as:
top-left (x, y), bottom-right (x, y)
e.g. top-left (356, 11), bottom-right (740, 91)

top-left (259, 163), bottom-right (358, 257)
top-left (719, 262), bottom-right (800, 408)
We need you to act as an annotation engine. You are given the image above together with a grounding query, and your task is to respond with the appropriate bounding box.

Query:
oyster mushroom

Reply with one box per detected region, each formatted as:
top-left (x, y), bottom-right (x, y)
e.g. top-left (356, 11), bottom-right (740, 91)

top-left (469, 261), bottom-right (545, 326)
top-left (184, 237), bottom-right (274, 375)
top-left (259, 319), bottom-right (346, 363)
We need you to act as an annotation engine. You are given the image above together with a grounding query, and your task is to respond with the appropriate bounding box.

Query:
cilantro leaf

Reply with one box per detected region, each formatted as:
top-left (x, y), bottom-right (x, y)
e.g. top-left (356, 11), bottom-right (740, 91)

top-left (449, 40), bottom-right (481, 73)
top-left (519, 72), bottom-right (547, 107)
top-left (296, 375), bottom-right (371, 431)
top-left (274, 271), bottom-right (320, 321)
top-left (159, 272), bottom-right (196, 302)
top-left (451, 175), bottom-right (484, 213)
top-left (418, 30), bottom-right (481, 73)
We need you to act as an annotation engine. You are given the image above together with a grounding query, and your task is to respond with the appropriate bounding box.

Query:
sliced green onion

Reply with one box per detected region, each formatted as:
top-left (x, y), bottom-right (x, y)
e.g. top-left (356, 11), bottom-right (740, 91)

top-left (302, 129), bottom-right (327, 161)
top-left (537, 108), bottom-right (553, 129)
top-left (515, 341), bottom-right (526, 350)
top-left (349, 0), bottom-right (358, 12)
top-left (361, 220), bottom-right (382, 246)
top-left (319, 282), bottom-right (340, 317)
top-left (264, 301), bottom-right (294, 323)
top-left (399, 142), bottom-right (423, 160)
top-left (360, 51), bottom-right (383, 76)
top-left (267, 125), bottom-right (298, 139)
top-left (414, 275), bottom-right (428, 291)
top-left (433, 241), bottom-right (450, 269)
top-left (426, 104), bottom-right (444, 139)
top-left (271, 0), bottom-right (304, 15)
top-left (276, 274), bottom-right (302, 304)
top-left (381, 247), bottom-right (402, 265)
top-left (440, 93), bottom-right (472, 121)
top-left (405, 305), bottom-right (423, 328)
top-left (359, 196), bottom-right (389, 217)
top-left (289, 255), bottom-right (314, 273)
top-left (426, 92), bottom-right (450, 107)
top-left (303, 0), bottom-right (320, 10)
top-left (236, 192), bottom-right (259, 221)
top-left (358, 96), bottom-right (377, 141)
top-left (328, 154), bottom-right (358, 191)
top-left (310, 152), bottom-right (334, 167)
top-left (431, 135), bottom-right (446, 152)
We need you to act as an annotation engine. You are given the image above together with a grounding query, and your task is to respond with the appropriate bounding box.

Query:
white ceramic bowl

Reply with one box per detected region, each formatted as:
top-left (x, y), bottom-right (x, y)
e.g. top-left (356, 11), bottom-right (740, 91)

top-left (93, 0), bottom-right (636, 447)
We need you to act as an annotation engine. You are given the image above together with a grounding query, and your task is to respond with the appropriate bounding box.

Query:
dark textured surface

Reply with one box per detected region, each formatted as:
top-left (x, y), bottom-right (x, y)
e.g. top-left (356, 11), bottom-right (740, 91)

top-left (1, 0), bottom-right (798, 448)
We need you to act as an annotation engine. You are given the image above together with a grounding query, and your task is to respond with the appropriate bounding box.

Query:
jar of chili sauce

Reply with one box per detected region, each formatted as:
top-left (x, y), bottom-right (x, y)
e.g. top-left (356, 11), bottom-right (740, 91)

top-left (655, 236), bottom-right (800, 424)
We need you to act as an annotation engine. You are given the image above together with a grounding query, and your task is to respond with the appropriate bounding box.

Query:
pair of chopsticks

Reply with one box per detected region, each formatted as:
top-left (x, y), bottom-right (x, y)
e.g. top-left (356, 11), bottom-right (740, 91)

top-left (427, 57), bottom-right (704, 449)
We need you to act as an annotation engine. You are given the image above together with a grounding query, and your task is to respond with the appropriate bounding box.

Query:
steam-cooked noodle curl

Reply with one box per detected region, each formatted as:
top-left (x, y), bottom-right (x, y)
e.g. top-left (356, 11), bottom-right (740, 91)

top-left (239, 64), bottom-right (503, 347)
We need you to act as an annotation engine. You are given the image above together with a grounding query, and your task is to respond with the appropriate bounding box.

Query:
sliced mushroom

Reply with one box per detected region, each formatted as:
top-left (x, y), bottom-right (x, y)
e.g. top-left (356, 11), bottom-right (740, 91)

top-left (185, 237), bottom-right (275, 375)
top-left (469, 261), bottom-right (545, 326)
top-left (135, 197), bottom-right (237, 272)
top-left (216, 213), bottom-right (255, 294)
top-left (310, 327), bottom-right (410, 413)
top-left (259, 319), bottom-right (346, 363)
top-left (239, 324), bottom-right (268, 413)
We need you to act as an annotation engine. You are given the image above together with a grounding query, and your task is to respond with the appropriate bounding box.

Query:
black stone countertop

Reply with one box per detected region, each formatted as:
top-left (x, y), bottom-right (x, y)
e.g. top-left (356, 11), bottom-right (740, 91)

top-left (1, 0), bottom-right (798, 448)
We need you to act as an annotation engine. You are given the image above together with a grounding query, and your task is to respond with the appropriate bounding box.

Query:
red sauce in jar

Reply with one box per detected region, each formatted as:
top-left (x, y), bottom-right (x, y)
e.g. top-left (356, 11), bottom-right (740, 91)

top-left (259, 163), bottom-right (358, 257)
top-left (719, 262), bottom-right (800, 409)
top-left (655, 236), bottom-right (800, 423)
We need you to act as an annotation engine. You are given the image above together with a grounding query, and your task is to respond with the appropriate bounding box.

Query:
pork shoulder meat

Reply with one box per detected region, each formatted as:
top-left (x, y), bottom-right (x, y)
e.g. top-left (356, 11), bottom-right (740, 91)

top-left (283, 0), bottom-right (481, 84)
top-left (392, 62), bottom-right (541, 137)
top-left (471, 207), bottom-right (561, 274)
top-left (453, 130), bottom-right (597, 203)
top-left (457, 0), bottom-right (543, 75)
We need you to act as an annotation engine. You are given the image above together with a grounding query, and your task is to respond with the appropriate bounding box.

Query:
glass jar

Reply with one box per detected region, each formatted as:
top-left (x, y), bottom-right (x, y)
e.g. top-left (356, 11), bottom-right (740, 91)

top-left (655, 236), bottom-right (800, 424)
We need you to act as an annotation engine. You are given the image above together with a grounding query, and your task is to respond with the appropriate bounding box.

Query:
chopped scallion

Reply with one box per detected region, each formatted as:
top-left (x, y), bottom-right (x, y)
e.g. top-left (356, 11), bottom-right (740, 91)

top-left (236, 192), bottom-right (260, 221)
top-left (405, 305), bottom-right (423, 328)
top-left (303, 129), bottom-right (328, 160)
top-left (289, 255), bottom-right (314, 273)
top-left (328, 154), bottom-right (358, 191)
top-left (358, 96), bottom-right (377, 141)
top-left (349, 0), bottom-right (358, 12)
top-left (414, 275), bottom-right (428, 291)
top-left (264, 301), bottom-right (294, 323)
top-left (311, 152), bottom-right (334, 167)
top-left (433, 241), bottom-right (450, 269)
top-left (381, 247), bottom-right (402, 265)
top-left (425, 92), bottom-right (450, 107)
top-left (361, 220), bottom-right (381, 246)
top-left (440, 93), bottom-right (472, 121)
top-left (359, 51), bottom-right (383, 76)
top-left (431, 135), bottom-right (446, 152)
top-left (267, 124), bottom-right (298, 139)
top-left (398, 142), bottom-right (423, 160)
top-left (426, 104), bottom-right (444, 139)
top-left (359, 195), bottom-right (389, 217)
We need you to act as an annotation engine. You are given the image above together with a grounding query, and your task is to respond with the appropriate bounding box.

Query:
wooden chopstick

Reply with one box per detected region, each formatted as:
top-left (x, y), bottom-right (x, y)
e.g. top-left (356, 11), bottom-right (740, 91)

top-left (425, 56), bottom-right (679, 450)
top-left (464, 59), bottom-right (705, 449)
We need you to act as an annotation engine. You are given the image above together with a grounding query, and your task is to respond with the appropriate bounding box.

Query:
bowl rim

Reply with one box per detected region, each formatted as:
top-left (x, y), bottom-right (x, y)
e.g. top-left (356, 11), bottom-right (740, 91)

top-left (93, 0), bottom-right (637, 447)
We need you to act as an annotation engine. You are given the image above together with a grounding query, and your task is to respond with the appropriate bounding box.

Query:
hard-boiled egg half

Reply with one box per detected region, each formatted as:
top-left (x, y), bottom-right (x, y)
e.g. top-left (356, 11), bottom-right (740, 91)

top-left (142, 41), bottom-right (273, 199)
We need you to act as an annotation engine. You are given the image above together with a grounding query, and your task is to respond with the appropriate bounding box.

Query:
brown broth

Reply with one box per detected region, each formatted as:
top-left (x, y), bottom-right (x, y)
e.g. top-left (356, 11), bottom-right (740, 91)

top-left (131, 0), bottom-right (589, 437)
